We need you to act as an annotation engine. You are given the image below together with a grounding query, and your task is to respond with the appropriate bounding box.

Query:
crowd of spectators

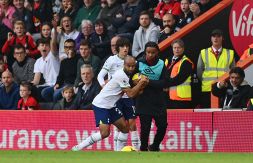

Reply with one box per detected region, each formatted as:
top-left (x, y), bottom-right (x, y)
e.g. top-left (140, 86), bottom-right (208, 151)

top-left (1, 0), bottom-right (253, 110)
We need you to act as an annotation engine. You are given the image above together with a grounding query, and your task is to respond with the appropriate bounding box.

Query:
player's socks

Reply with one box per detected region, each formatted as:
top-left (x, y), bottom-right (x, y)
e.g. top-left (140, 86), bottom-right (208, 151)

top-left (116, 132), bottom-right (128, 151)
top-left (72, 132), bottom-right (102, 151)
top-left (131, 130), bottom-right (140, 150)
top-left (113, 129), bottom-right (119, 151)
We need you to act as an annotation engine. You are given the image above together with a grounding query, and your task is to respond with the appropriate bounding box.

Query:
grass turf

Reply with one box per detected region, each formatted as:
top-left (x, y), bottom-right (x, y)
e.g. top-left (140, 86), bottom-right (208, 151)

top-left (0, 151), bottom-right (253, 163)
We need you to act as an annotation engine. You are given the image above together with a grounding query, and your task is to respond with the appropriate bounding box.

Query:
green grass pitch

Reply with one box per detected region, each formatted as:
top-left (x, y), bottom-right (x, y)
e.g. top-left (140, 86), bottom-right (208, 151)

top-left (1, 151), bottom-right (253, 163)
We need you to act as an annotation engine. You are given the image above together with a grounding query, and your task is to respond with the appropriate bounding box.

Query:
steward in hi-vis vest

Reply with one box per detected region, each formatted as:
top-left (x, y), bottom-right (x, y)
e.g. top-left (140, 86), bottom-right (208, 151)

top-left (197, 29), bottom-right (235, 108)
top-left (165, 39), bottom-right (194, 109)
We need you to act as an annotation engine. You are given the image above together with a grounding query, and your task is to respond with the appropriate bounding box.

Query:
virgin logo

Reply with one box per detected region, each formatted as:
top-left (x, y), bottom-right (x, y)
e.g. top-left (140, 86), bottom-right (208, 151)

top-left (229, 0), bottom-right (253, 56)
top-left (232, 4), bottom-right (253, 36)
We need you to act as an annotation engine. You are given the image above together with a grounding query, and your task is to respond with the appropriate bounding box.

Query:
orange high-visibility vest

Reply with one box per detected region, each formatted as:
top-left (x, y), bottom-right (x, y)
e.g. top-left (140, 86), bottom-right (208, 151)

top-left (169, 55), bottom-right (194, 101)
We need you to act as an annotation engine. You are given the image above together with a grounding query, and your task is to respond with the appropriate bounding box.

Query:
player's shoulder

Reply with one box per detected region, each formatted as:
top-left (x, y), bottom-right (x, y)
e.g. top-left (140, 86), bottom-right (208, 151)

top-left (104, 56), bottom-right (117, 66)
top-left (107, 55), bottom-right (118, 62)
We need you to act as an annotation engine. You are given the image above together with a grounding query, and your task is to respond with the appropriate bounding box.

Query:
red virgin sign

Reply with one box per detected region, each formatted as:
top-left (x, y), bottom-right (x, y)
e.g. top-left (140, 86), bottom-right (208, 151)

top-left (229, 0), bottom-right (253, 56)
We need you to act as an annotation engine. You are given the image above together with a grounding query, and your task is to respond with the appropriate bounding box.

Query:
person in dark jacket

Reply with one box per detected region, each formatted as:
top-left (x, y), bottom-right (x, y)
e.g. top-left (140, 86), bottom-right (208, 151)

top-left (73, 64), bottom-right (100, 110)
top-left (89, 19), bottom-right (112, 61)
top-left (135, 41), bottom-right (167, 151)
top-left (53, 85), bottom-right (77, 110)
top-left (74, 40), bottom-right (101, 86)
top-left (0, 70), bottom-right (20, 110)
top-left (53, 39), bottom-right (79, 101)
top-left (111, 0), bottom-right (145, 34)
top-left (212, 67), bottom-right (251, 109)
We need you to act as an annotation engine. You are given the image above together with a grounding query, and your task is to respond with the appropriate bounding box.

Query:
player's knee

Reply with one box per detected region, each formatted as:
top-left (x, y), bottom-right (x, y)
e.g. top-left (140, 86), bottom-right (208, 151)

top-left (128, 119), bottom-right (137, 131)
top-left (100, 130), bottom-right (110, 138)
top-left (129, 123), bottom-right (137, 131)
top-left (119, 124), bottom-right (129, 133)
top-left (121, 127), bottom-right (129, 133)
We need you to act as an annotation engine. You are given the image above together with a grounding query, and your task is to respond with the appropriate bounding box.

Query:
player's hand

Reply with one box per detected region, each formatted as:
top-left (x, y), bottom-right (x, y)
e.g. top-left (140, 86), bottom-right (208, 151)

top-left (139, 75), bottom-right (149, 86)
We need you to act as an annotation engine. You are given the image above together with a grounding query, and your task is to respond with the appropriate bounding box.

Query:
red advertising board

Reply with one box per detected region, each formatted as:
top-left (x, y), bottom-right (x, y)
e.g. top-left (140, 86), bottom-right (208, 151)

top-left (213, 111), bottom-right (253, 152)
top-left (229, 0), bottom-right (253, 56)
top-left (0, 111), bottom-right (253, 152)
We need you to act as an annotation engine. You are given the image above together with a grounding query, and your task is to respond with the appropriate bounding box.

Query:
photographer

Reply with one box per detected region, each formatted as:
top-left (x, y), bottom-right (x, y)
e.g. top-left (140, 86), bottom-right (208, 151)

top-left (212, 67), bottom-right (251, 109)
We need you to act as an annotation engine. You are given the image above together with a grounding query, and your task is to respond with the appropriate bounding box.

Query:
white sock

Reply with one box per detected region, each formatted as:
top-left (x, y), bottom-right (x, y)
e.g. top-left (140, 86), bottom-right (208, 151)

top-left (116, 132), bottom-right (128, 151)
top-left (113, 130), bottom-right (119, 151)
top-left (131, 131), bottom-right (140, 150)
top-left (77, 132), bottom-right (102, 149)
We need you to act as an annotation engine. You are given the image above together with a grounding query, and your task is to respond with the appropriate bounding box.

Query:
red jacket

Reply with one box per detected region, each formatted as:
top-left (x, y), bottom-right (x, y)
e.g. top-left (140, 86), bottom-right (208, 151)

top-left (154, 0), bottom-right (182, 18)
top-left (17, 96), bottom-right (39, 110)
top-left (1, 35), bottom-right (40, 58)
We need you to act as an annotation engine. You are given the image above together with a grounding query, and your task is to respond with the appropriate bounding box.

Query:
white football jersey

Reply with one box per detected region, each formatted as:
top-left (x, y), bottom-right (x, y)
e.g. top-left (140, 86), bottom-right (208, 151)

top-left (102, 55), bottom-right (124, 79)
top-left (92, 69), bottom-right (131, 109)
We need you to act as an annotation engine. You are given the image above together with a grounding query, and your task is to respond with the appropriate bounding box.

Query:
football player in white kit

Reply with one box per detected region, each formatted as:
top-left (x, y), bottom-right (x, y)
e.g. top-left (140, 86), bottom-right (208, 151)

top-left (97, 37), bottom-right (140, 151)
top-left (71, 56), bottom-right (148, 151)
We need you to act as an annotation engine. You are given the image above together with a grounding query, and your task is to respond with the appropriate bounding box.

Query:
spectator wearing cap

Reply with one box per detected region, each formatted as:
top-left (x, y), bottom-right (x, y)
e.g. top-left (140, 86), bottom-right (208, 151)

top-left (212, 67), bottom-right (251, 109)
top-left (197, 29), bottom-right (235, 108)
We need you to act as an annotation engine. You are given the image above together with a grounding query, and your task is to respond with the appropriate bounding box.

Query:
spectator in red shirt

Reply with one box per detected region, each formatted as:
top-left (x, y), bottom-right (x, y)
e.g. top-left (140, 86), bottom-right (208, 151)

top-left (154, 0), bottom-right (182, 19)
top-left (18, 81), bottom-right (39, 110)
top-left (2, 20), bottom-right (39, 69)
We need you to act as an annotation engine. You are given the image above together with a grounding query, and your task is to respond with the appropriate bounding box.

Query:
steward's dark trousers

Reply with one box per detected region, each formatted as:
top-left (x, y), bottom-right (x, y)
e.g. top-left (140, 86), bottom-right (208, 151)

top-left (139, 113), bottom-right (167, 151)
top-left (199, 91), bottom-right (211, 108)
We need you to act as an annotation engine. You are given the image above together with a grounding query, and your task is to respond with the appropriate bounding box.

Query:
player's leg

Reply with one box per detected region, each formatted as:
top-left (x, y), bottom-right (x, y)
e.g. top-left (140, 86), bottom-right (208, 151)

top-left (113, 117), bottom-right (129, 151)
top-left (139, 114), bottom-right (152, 151)
top-left (113, 126), bottom-right (119, 151)
top-left (72, 105), bottom-right (111, 151)
top-left (128, 118), bottom-right (140, 150)
top-left (113, 99), bottom-right (125, 151)
top-left (148, 114), bottom-right (167, 151)
top-left (122, 98), bottom-right (140, 150)
top-left (110, 106), bottom-right (129, 151)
